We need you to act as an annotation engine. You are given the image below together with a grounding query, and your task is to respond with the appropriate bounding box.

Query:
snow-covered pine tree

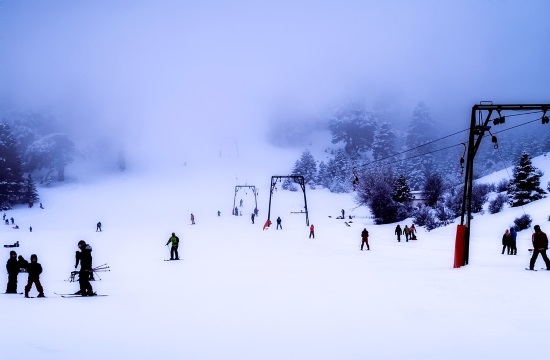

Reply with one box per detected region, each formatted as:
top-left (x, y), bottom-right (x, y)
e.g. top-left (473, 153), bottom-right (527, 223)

top-left (327, 103), bottom-right (377, 159)
top-left (22, 173), bottom-right (39, 205)
top-left (325, 149), bottom-right (353, 193)
top-left (0, 123), bottom-right (25, 210)
top-left (507, 151), bottom-right (546, 207)
top-left (291, 150), bottom-right (317, 186)
top-left (372, 121), bottom-right (396, 161)
top-left (392, 173), bottom-right (412, 203)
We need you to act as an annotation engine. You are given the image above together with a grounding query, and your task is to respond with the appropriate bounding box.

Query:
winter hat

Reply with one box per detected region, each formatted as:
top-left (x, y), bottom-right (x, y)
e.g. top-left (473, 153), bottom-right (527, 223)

top-left (10, 250), bottom-right (16, 256)
top-left (30, 254), bottom-right (37, 261)
top-left (78, 240), bottom-right (86, 246)
top-left (534, 225), bottom-right (541, 232)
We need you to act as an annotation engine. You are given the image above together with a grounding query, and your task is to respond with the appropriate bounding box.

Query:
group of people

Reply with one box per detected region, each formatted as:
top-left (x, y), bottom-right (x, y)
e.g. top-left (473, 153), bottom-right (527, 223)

top-left (5, 239), bottom-right (96, 297)
top-left (5, 250), bottom-right (44, 298)
top-left (501, 227), bottom-right (518, 255)
top-left (394, 224), bottom-right (417, 242)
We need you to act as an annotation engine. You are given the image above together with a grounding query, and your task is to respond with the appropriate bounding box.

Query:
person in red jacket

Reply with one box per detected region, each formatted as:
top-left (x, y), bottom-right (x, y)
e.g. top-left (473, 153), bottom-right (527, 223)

top-left (309, 224), bottom-right (315, 238)
top-left (529, 225), bottom-right (550, 270)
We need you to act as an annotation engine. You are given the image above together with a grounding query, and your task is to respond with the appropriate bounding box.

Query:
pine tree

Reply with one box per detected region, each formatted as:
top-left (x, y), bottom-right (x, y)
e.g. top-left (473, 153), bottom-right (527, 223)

top-left (22, 174), bottom-right (39, 205)
top-left (392, 173), bottom-right (412, 203)
top-left (372, 121), bottom-right (396, 161)
top-left (507, 152), bottom-right (546, 207)
top-left (291, 150), bottom-right (317, 186)
top-left (325, 149), bottom-right (352, 193)
top-left (0, 123), bottom-right (25, 210)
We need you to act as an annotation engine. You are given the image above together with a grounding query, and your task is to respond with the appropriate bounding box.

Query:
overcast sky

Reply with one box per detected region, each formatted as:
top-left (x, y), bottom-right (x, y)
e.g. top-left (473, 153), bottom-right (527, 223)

top-left (1, 0), bottom-right (549, 165)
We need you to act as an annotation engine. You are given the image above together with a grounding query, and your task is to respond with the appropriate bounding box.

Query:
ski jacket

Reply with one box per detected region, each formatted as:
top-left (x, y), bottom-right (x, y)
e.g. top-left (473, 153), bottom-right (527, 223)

top-left (17, 257), bottom-right (29, 270)
top-left (395, 226), bottom-right (402, 235)
top-left (276, 217), bottom-right (281, 224)
top-left (532, 231), bottom-right (549, 250)
top-left (76, 245), bottom-right (93, 270)
top-left (6, 257), bottom-right (19, 275)
top-left (502, 234), bottom-right (512, 246)
top-left (310, 225), bottom-right (314, 233)
top-left (26, 262), bottom-right (42, 281)
top-left (361, 229), bottom-right (369, 240)
top-left (167, 235), bottom-right (179, 247)
top-left (404, 226), bottom-right (410, 235)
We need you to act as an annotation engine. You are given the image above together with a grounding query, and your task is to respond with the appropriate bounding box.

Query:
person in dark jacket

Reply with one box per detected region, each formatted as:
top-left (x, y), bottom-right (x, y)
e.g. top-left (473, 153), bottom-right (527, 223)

top-left (5, 250), bottom-right (19, 293)
top-left (75, 240), bottom-right (95, 296)
top-left (361, 228), bottom-right (370, 251)
top-left (529, 225), bottom-right (550, 270)
top-left (395, 225), bottom-right (402, 242)
top-left (166, 232), bottom-right (180, 260)
top-left (24, 254), bottom-right (45, 298)
top-left (96, 222), bottom-right (102, 232)
top-left (510, 227), bottom-right (518, 255)
top-left (17, 255), bottom-right (29, 271)
top-left (276, 216), bottom-right (282, 230)
top-left (502, 229), bottom-right (512, 255)
top-left (251, 213), bottom-right (255, 224)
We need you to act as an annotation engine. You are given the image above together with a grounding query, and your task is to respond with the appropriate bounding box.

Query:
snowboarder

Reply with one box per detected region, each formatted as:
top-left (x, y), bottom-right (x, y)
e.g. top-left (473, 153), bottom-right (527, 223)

top-left (25, 254), bottom-right (45, 298)
top-left (404, 225), bottom-right (410, 241)
top-left (251, 213), bottom-right (255, 224)
top-left (96, 222), bottom-right (102, 232)
top-left (395, 225), bottom-right (402, 242)
top-left (75, 240), bottom-right (95, 296)
top-left (510, 227), bottom-right (518, 255)
top-left (309, 224), bottom-right (315, 238)
top-left (166, 232), bottom-right (180, 260)
top-left (361, 228), bottom-right (370, 250)
top-left (502, 229), bottom-right (512, 255)
top-left (24, 254), bottom-right (45, 298)
top-left (529, 225), bottom-right (550, 270)
top-left (276, 216), bottom-right (282, 230)
top-left (5, 250), bottom-right (19, 293)
top-left (191, 213), bottom-right (195, 225)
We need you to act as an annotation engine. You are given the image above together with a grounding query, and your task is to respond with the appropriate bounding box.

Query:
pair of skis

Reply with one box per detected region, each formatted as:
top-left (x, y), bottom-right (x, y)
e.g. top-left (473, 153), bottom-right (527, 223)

top-left (54, 292), bottom-right (108, 298)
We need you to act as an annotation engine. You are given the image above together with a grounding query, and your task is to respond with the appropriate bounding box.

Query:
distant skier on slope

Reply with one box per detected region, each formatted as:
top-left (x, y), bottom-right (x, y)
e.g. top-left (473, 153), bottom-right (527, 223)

top-left (166, 232), bottom-right (180, 260)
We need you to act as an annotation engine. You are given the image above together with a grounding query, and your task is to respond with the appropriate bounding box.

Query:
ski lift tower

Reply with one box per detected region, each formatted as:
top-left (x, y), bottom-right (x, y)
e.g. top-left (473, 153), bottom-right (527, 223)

top-left (265, 175), bottom-right (309, 228)
top-left (232, 185), bottom-right (258, 214)
top-left (454, 102), bottom-right (550, 268)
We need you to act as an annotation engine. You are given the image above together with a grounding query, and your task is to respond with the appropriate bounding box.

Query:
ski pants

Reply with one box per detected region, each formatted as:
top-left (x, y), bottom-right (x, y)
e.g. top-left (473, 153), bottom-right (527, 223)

top-left (171, 245), bottom-right (179, 260)
top-left (530, 249), bottom-right (550, 270)
top-left (309, 231), bottom-right (314, 239)
top-left (25, 278), bottom-right (43, 295)
top-left (79, 270), bottom-right (93, 294)
top-left (361, 239), bottom-right (369, 250)
top-left (6, 273), bottom-right (18, 293)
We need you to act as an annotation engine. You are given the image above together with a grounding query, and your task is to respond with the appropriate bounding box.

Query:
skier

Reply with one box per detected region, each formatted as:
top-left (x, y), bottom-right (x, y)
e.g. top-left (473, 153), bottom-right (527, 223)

top-left (341, 209), bottom-right (345, 219)
top-left (5, 250), bottom-right (19, 293)
top-left (240, 199), bottom-right (243, 207)
top-left (191, 213), bottom-right (195, 225)
top-left (39, 203), bottom-right (44, 209)
top-left (10, 217), bottom-right (14, 225)
top-left (528, 225), bottom-right (550, 270)
top-left (75, 240), bottom-right (95, 296)
top-left (395, 225), bottom-right (402, 242)
top-left (217, 210), bottom-right (221, 216)
top-left (309, 224), bottom-right (315, 238)
top-left (24, 254), bottom-right (45, 298)
top-left (361, 228), bottom-right (370, 250)
top-left (166, 232), bottom-right (180, 260)
top-left (251, 213), bottom-right (255, 224)
top-left (96, 221), bottom-right (102, 232)
top-left (234, 207), bottom-right (239, 216)
top-left (276, 216), bottom-right (282, 230)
